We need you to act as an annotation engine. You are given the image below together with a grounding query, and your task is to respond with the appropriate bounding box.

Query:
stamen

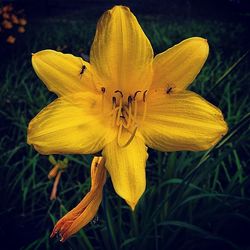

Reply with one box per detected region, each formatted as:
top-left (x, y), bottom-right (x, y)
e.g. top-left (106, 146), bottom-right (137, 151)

top-left (122, 106), bottom-right (130, 129)
top-left (117, 124), bottom-right (138, 148)
top-left (112, 97), bottom-right (117, 126)
top-left (128, 95), bottom-right (132, 104)
top-left (127, 98), bottom-right (133, 128)
top-left (143, 90), bottom-right (148, 102)
top-left (109, 90), bottom-right (148, 145)
top-left (142, 90), bottom-right (148, 122)
top-left (109, 106), bottom-right (119, 126)
top-left (115, 98), bottom-right (123, 126)
top-left (142, 100), bottom-right (147, 122)
top-left (101, 87), bottom-right (106, 93)
top-left (132, 99), bottom-right (138, 127)
top-left (133, 91), bottom-right (141, 100)
top-left (114, 90), bottom-right (123, 97)
top-left (112, 97), bottom-right (116, 107)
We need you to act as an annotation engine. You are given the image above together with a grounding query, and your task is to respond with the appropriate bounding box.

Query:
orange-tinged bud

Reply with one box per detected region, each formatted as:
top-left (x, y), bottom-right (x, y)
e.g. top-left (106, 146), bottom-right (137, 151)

top-left (2, 5), bottom-right (12, 13)
top-left (50, 171), bottom-right (62, 200)
top-left (3, 13), bottom-right (10, 19)
top-left (48, 164), bottom-right (60, 179)
top-left (18, 26), bottom-right (25, 33)
top-left (11, 14), bottom-right (19, 24)
top-left (50, 156), bottom-right (106, 242)
top-left (19, 18), bottom-right (27, 26)
top-left (48, 155), bottom-right (57, 165)
top-left (6, 35), bottom-right (15, 44)
top-left (2, 20), bottom-right (13, 29)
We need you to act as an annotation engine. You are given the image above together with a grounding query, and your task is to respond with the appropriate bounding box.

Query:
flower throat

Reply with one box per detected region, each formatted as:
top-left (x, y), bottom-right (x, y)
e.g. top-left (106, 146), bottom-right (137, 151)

top-left (101, 88), bottom-right (148, 148)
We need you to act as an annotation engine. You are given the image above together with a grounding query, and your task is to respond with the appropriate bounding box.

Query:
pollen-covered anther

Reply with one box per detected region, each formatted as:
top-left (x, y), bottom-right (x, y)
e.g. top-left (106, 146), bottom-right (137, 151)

top-left (114, 90), bottom-right (123, 97)
top-left (133, 90), bottom-right (141, 100)
top-left (143, 90), bottom-right (148, 102)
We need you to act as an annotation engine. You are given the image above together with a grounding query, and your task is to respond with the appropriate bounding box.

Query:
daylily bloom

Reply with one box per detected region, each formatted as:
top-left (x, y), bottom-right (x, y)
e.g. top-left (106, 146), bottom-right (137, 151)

top-left (27, 5), bottom-right (228, 239)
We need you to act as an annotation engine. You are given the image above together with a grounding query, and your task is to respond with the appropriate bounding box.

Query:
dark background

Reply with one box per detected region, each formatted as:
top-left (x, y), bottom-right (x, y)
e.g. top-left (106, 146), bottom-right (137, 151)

top-left (2, 0), bottom-right (250, 20)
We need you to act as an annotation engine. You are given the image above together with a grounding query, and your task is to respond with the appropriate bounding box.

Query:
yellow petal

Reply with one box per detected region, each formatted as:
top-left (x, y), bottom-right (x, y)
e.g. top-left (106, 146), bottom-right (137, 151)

top-left (152, 37), bottom-right (209, 90)
top-left (27, 92), bottom-right (116, 154)
top-left (32, 50), bottom-right (95, 96)
top-left (90, 6), bottom-right (153, 95)
top-left (51, 157), bottom-right (106, 241)
top-left (102, 134), bottom-right (148, 210)
top-left (140, 90), bottom-right (228, 151)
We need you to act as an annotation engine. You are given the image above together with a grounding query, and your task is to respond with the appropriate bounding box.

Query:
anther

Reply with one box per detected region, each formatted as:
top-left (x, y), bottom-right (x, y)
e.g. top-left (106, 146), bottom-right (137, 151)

top-left (114, 90), bottom-right (123, 97)
top-left (101, 87), bottom-right (106, 93)
top-left (112, 97), bottom-right (116, 106)
top-left (143, 90), bottom-right (148, 102)
top-left (128, 96), bottom-right (133, 104)
top-left (133, 91), bottom-right (141, 100)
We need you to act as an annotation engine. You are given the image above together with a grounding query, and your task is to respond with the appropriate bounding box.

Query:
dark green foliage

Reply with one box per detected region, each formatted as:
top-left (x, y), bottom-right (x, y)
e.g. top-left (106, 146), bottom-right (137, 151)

top-left (0, 12), bottom-right (249, 250)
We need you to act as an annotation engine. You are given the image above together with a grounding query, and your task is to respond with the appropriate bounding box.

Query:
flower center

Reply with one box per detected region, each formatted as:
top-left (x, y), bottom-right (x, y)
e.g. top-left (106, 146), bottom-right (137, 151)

top-left (101, 88), bottom-right (148, 147)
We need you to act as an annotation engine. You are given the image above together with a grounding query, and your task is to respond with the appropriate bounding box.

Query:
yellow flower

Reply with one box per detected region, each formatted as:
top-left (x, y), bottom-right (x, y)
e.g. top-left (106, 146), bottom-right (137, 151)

top-left (2, 20), bottom-right (13, 29)
top-left (28, 4), bottom-right (227, 220)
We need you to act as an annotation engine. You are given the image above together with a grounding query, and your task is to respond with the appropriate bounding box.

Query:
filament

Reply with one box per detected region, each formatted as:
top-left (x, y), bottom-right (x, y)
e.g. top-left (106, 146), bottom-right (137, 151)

top-left (133, 91), bottom-right (141, 100)
top-left (126, 101), bottom-right (133, 128)
top-left (142, 100), bottom-right (147, 122)
top-left (116, 98), bottom-right (123, 126)
top-left (143, 90), bottom-right (148, 102)
top-left (132, 99), bottom-right (138, 127)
